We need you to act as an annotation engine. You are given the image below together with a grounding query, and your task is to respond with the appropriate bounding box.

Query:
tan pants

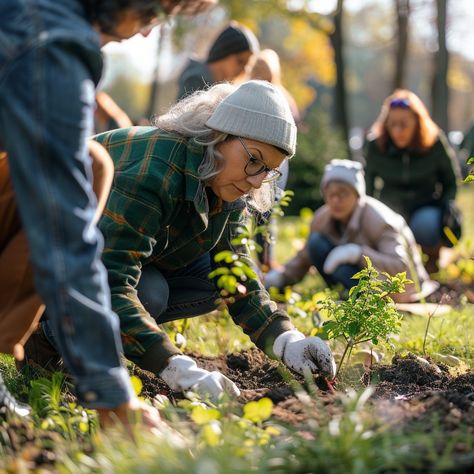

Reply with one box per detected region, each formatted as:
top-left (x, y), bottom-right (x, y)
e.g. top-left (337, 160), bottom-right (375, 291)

top-left (0, 144), bottom-right (113, 360)
top-left (0, 155), bottom-right (44, 359)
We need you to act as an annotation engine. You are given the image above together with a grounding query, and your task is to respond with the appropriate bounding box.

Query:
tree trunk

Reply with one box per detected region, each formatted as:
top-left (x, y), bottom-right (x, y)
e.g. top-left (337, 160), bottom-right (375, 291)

top-left (146, 26), bottom-right (169, 120)
top-left (330, 0), bottom-right (350, 151)
top-left (393, 0), bottom-right (410, 90)
top-left (431, 0), bottom-right (449, 131)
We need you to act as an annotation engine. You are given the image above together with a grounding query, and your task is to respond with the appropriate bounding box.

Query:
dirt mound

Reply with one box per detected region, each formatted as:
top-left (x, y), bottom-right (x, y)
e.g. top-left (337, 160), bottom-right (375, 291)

top-left (132, 348), bottom-right (336, 425)
top-left (371, 353), bottom-right (474, 433)
top-left (132, 350), bottom-right (474, 440)
top-left (374, 353), bottom-right (450, 397)
top-left (426, 280), bottom-right (474, 306)
top-left (373, 353), bottom-right (474, 398)
top-left (134, 349), bottom-right (473, 404)
top-left (131, 348), bottom-right (296, 403)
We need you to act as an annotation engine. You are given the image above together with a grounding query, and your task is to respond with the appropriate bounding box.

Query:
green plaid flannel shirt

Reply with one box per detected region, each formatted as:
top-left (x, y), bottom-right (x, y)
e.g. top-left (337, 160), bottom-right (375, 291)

top-left (94, 127), bottom-right (292, 372)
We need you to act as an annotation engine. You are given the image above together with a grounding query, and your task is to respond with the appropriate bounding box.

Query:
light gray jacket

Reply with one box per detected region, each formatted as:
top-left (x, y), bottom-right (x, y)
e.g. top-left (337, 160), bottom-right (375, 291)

top-left (281, 196), bottom-right (436, 302)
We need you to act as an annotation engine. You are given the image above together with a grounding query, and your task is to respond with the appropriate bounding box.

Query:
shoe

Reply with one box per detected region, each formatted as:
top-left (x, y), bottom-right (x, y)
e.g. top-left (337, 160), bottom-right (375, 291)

top-left (0, 373), bottom-right (31, 417)
top-left (16, 323), bottom-right (62, 373)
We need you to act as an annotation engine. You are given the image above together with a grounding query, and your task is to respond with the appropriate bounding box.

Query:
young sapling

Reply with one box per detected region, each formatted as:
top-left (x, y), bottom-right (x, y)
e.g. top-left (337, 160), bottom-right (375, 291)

top-left (319, 257), bottom-right (410, 379)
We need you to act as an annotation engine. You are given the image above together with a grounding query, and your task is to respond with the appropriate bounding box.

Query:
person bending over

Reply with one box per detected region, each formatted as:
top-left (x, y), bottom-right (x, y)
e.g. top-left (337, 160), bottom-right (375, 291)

top-left (24, 81), bottom-right (336, 401)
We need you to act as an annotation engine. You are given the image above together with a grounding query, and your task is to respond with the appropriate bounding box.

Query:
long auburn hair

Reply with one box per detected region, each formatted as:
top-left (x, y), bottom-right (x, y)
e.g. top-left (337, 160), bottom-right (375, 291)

top-left (369, 89), bottom-right (440, 153)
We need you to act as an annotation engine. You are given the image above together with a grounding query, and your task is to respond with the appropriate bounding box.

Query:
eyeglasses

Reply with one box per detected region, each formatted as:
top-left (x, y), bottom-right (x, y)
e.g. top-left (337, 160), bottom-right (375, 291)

top-left (238, 137), bottom-right (283, 183)
top-left (324, 188), bottom-right (353, 201)
top-left (389, 98), bottom-right (410, 109)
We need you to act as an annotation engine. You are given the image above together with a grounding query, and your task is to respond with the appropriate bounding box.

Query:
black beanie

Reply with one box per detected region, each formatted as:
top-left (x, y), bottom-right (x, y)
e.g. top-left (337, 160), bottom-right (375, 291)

top-left (207, 23), bottom-right (260, 63)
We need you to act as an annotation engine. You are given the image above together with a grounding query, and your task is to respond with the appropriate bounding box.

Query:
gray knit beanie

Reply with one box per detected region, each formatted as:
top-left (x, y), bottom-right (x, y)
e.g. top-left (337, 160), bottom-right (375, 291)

top-left (207, 23), bottom-right (260, 63)
top-left (205, 80), bottom-right (297, 157)
top-left (321, 159), bottom-right (366, 197)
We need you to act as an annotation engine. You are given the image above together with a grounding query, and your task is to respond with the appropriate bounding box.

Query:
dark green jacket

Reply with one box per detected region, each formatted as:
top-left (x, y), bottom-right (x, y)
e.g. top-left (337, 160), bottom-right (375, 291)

top-left (94, 127), bottom-right (292, 373)
top-left (364, 133), bottom-right (460, 219)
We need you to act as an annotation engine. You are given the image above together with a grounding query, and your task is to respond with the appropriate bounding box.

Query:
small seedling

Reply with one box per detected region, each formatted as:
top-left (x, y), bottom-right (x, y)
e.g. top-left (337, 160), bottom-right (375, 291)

top-left (464, 156), bottom-right (474, 183)
top-left (319, 256), bottom-right (409, 378)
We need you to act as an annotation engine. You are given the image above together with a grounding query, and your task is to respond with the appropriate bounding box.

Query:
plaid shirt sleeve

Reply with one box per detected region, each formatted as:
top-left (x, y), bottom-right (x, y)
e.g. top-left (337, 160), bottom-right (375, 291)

top-left (96, 131), bottom-right (180, 368)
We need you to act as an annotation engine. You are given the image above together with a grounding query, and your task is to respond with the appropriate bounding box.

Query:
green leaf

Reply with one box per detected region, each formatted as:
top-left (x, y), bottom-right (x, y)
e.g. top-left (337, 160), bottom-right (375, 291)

top-left (208, 267), bottom-right (230, 278)
top-left (79, 421), bottom-right (90, 433)
top-left (230, 267), bottom-right (244, 277)
top-left (191, 405), bottom-right (221, 425)
top-left (213, 251), bottom-right (232, 263)
top-left (130, 375), bottom-right (143, 396)
top-left (347, 321), bottom-right (360, 337)
top-left (243, 397), bottom-right (273, 423)
top-left (201, 422), bottom-right (222, 446)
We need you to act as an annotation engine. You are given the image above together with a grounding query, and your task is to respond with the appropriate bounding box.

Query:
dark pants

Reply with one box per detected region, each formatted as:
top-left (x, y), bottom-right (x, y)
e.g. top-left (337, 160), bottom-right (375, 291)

top-left (137, 253), bottom-right (220, 324)
top-left (307, 232), bottom-right (360, 290)
top-left (409, 206), bottom-right (443, 247)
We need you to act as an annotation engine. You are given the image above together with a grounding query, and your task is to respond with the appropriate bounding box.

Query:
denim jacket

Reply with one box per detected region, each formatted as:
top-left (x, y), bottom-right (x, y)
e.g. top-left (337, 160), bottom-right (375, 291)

top-left (94, 127), bottom-right (293, 372)
top-left (0, 0), bottom-right (102, 83)
top-left (0, 0), bottom-right (135, 408)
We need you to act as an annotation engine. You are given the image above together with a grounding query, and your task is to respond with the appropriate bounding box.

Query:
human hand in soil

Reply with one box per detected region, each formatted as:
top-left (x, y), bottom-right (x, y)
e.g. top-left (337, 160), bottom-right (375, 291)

top-left (97, 397), bottom-right (162, 435)
top-left (273, 330), bottom-right (336, 379)
top-left (159, 355), bottom-right (240, 402)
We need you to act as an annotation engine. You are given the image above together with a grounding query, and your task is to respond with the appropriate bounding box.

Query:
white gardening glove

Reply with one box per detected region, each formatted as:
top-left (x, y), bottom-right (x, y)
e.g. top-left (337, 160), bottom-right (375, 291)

top-left (323, 243), bottom-right (362, 274)
top-left (159, 355), bottom-right (240, 401)
top-left (264, 269), bottom-right (286, 289)
top-left (273, 330), bottom-right (336, 379)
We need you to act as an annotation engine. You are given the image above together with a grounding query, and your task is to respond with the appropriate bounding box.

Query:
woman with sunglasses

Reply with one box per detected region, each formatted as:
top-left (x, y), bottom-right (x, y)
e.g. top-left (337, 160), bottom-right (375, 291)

top-left (27, 81), bottom-right (336, 401)
top-left (364, 89), bottom-right (461, 273)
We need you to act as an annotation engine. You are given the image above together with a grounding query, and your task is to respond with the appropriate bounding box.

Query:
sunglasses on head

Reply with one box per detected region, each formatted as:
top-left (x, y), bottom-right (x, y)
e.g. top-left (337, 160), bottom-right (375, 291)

top-left (389, 98), bottom-right (410, 109)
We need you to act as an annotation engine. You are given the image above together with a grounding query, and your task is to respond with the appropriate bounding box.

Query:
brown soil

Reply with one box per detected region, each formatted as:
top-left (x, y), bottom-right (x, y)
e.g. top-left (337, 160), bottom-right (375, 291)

top-left (132, 348), bottom-right (337, 426)
top-left (133, 350), bottom-right (474, 441)
top-left (426, 280), bottom-right (474, 306)
top-left (3, 351), bottom-right (473, 471)
top-left (369, 354), bottom-right (474, 471)
top-left (372, 354), bottom-right (474, 426)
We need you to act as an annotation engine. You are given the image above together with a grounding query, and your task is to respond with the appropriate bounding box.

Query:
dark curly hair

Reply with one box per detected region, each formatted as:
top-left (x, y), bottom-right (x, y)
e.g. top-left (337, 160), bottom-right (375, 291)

top-left (81, 1), bottom-right (157, 34)
top-left (82, 0), bottom-right (215, 35)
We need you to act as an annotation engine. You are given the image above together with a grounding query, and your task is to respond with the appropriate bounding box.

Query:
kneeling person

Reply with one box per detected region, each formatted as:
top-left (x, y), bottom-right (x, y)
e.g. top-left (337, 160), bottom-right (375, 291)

top-left (265, 159), bottom-right (438, 302)
top-left (26, 81), bottom-right (336, 400)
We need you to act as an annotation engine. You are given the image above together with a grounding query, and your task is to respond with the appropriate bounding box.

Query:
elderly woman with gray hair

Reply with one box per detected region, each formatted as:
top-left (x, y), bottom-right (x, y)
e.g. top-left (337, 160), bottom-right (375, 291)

top-left (25, 81), bottom-right (336, 400)
top-left (265, 159), bottom-right (439, 303)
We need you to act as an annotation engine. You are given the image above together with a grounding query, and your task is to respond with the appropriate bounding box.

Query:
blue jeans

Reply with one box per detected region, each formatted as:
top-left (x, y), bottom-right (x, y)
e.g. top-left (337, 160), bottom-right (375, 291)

top-left (0, 0), bottom-right (133, 408)
top-left (137, 253), bottom-right (220, 323)
top-left (409, 206), bottom-right (443, 247)
top-left (307, 233), bottom-right (360, 290)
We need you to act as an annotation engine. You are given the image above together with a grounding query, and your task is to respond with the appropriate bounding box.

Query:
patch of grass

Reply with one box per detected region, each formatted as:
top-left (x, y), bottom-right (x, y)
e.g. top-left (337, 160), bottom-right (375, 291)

top-left (162, 310), bottom-right (254, 357)
top-left (394, 306), bottom-right (474, 367)
top-left (0, 187), bottom-right (473, 473)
